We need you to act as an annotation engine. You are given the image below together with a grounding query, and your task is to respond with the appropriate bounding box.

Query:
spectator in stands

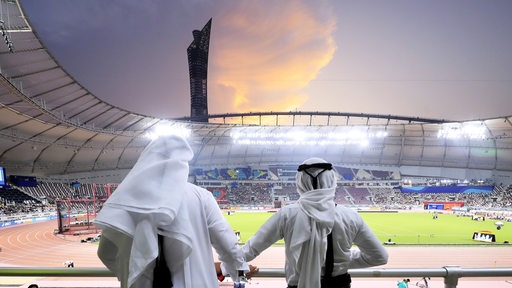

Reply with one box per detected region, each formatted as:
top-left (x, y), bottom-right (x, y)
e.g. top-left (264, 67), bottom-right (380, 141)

top-left (397, 278), bottom-right (410, 288)
top-left (94, 135), bottom-right (249, 287)
top-left (63, 260), bottom-right (74, 268)
top-left (242, 157), bottom-right (388, 288)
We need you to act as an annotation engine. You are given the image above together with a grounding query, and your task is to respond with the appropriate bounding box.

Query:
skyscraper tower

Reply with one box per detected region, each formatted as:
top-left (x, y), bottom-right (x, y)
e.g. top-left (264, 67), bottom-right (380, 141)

top-left (187, 18), bottom-right (212, 122)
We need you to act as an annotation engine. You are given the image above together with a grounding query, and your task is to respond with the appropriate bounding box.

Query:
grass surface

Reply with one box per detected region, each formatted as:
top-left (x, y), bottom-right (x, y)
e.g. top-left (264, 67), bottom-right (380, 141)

top-left (223, 210), bottom-right (512, 245)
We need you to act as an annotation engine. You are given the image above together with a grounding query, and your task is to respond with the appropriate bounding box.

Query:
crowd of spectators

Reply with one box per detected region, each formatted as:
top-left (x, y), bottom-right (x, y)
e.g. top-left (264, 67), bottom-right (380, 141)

top-left (0, 198), bottom-right (53, 217)
top-left (0, 182), bottom-right (109, 217)
top-left (2, 180), bottom-right (512, 218)
top-left (207, 181), bottom-right (512, 210)
top-left (225, 182), bottom-right (273, 205)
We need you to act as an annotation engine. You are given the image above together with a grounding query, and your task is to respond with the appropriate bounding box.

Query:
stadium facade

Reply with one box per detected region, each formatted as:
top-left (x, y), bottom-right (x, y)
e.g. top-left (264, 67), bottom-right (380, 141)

top-left (0, 0), bottom-right (510, 186)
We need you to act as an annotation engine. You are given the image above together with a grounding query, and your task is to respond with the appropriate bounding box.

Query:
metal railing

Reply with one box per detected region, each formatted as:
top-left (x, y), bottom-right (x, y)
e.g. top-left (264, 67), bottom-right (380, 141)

top-left (1, 266), bottom-right (512, 288)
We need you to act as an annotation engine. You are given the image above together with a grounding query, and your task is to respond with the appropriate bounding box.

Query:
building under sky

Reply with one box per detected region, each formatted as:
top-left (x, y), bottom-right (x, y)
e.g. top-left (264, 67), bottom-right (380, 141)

top-left (187, 18), bottom-right (212, 122)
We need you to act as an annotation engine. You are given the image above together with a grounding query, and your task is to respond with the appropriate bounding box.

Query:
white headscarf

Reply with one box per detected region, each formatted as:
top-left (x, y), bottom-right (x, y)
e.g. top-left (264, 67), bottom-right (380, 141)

top-left (292, 157), bottom-right (337, 288)
top-left (94, 135), bottom-right (194, 287)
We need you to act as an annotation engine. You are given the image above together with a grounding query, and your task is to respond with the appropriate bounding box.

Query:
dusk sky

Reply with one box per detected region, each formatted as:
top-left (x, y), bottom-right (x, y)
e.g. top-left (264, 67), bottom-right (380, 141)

top-left (19, 0), bottom-right (512, 121)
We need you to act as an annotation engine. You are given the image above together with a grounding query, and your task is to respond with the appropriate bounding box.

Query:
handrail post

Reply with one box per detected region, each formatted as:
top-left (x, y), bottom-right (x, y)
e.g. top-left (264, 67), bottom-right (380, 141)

top-left (443, 265), bottom-right (462, 288)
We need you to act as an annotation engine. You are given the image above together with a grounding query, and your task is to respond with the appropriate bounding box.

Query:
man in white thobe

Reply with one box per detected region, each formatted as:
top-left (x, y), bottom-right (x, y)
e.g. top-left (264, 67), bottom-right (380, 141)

top-left (242, 157), bottom-right (389, 288)
top-left (94, 135), bottom-right (248, 288)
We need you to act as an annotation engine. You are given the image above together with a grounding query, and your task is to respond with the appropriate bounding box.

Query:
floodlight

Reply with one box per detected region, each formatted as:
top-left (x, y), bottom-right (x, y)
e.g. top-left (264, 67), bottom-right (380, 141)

top-left (145, 122), bottom-right (191, 140)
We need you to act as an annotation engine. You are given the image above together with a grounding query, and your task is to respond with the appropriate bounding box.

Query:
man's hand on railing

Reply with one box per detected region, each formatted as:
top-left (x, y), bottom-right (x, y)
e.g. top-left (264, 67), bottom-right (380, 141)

top-left (245, 264), bottom-right (259, 279)
top-left (215, 262), bottom-right (259, 282)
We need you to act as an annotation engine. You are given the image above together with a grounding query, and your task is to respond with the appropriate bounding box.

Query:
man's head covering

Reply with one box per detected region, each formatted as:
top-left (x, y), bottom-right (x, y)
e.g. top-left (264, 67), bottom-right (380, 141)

top-left (94, 135), bottom-right (194, 287)
top-left (296, 157), bottom-right (336, 193)
top-left (292, 157), bottom-right (338, 288)
top-left (97, 134), bottom-right (192, 215)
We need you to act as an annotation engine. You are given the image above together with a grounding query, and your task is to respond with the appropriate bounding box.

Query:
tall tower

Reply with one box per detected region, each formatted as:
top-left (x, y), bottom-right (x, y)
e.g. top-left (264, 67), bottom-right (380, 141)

top-left (187, 18), bottom-right (212, 122)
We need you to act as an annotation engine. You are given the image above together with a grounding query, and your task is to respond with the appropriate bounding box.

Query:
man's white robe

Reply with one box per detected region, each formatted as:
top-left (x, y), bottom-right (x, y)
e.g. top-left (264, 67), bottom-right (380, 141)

top-left (242, 157), bottom-right (388, 288)
top-left (94, 135), bottom-right (247, 288)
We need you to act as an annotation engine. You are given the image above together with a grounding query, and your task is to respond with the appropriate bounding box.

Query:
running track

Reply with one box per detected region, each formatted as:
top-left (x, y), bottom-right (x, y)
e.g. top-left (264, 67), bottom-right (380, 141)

top-left (1, 220), bottom-right (511, 287)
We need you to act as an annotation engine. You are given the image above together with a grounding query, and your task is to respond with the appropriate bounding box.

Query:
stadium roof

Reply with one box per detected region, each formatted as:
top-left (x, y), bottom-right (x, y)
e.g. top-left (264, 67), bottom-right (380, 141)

top-left (0, 0), bottom-right (511, 178)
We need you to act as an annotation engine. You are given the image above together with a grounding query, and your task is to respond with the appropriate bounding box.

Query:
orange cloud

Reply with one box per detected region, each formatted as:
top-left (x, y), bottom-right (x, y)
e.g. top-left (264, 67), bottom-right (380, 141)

top-left (209, 1), bottom-right (336, 114)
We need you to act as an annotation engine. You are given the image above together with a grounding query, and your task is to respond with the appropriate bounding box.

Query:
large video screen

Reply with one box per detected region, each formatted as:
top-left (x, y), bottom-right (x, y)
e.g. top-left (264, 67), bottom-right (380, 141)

top-left (0, 166), bottom-right (5, 186)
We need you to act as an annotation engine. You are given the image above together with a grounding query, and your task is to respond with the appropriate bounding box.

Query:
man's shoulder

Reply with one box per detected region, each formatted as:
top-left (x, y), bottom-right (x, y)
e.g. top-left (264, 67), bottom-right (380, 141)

top-left (335, 205), bottom-right (364, 221)
top-left (187, 182), bottom-right (210, 193)
top-left (336, 205), bottom-right (357, 214)
top-left (281, 203), bottom-right (300, 211)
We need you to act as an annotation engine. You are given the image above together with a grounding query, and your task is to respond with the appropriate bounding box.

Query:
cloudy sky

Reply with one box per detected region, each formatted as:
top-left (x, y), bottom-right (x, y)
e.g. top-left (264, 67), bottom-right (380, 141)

top-left (19, 0), bottom-right (512, 121)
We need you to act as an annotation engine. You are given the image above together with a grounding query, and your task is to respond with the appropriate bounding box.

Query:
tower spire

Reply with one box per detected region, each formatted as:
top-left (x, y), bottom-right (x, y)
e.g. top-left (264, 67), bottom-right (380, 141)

top-left (187, 18), bottom-right (212, 122)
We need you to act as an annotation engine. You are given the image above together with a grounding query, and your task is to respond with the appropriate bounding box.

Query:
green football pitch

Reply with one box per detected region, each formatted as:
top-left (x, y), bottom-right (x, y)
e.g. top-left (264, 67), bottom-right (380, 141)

top-left (224, 210), bottom-right (512, 245)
